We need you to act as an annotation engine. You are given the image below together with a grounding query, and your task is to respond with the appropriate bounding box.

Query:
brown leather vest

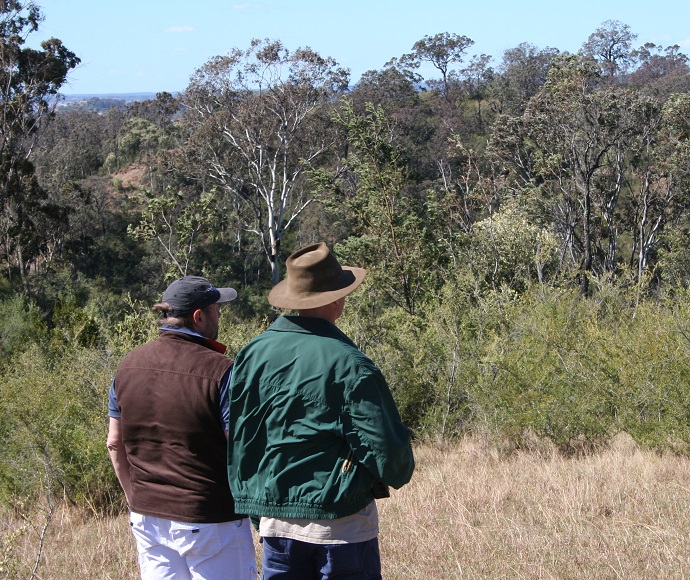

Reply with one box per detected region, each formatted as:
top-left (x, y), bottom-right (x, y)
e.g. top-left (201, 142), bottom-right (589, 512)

top-left (114, 331), bottom-right (243, 523)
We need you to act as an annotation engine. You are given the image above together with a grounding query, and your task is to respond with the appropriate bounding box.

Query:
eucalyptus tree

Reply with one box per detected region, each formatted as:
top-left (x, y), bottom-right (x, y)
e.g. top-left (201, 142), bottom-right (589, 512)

top-left (349, 66), bottom-right (446, 184)
top-left (0, 0), bottom-right (79, 288)
top-left (457, 53), bottom-right (494, 129)
top-left (491, 43), bottom-right (560, 115)
top-left (581, 20), bottom-right (637, 80)
top-left (393, 32), bottom-right (474, 98)
top-left (491, 55), bottom-right (659, 293)
top-left (629, 43), bottom-right (690, 98)
top-left (126, 91), bottom-right (180, 130)
top-left (351, 67), bottom-right (421, 111)
top-left (33, 109), bottom-right (106, 191)
top-left (181, 38), bottom-right (349, 284)
top-left (329, 99), bottom-right (446, 315)
top-left (127, 189), bottom-right (222, 279)
top-left (645, 94), bottom-right (690, 275)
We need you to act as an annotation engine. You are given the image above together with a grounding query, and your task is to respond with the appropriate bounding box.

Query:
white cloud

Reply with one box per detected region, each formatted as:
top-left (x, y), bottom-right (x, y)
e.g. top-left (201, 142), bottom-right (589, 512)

top-left (167, 26), bottom-right (195, 33)
top-left (232, 3), bottom-right (258, 10)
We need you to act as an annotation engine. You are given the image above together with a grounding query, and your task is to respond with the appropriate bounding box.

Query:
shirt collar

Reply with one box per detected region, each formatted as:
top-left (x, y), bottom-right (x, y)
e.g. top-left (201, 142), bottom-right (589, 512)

top-left (160, 324), bottom-right (205, 338)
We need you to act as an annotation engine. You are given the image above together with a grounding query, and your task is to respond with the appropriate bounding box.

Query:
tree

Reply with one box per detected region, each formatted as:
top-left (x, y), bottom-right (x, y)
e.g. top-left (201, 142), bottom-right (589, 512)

top-left (648, 93), bottom-right (690, 282)
top-left (33, 109), bottom-right (106, 191)
top-left (126, 92), bottom-right (180, 130)
top-left (118, 116), bottom-right (170, 188)
top-left (457, 53), bottom-right (494, 128)
top-left (181, 39), bottom-right (349, 284)
top-left (329, 99), bottom-right (445, 314)
top-left (464, 201), bottom-right (559, 293)
top-left (629, 43), bottom-right (690, 98)
top-left (491, 55), bottom-right (657, 293)
top-left (128, 189), bottom-right (222, 279)
top-left (581, 20), bottom-right (637, 80)
top-left (491, 43), bottom-right (560, 115)
top-left (352, 67), bottom-right (421, 111)
top-left (395, 32), bottom-right (474, 98)
top-left (0, 0), bottom-right (79, 288)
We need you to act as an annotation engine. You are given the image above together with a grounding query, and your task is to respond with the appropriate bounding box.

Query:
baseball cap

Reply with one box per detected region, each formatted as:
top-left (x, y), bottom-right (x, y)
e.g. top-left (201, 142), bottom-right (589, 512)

top-left (161, 276), bottom-right (237, 317)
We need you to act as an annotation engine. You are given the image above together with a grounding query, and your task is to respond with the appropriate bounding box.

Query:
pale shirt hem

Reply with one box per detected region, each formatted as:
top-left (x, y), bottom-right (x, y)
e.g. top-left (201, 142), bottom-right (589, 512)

top-left (259, 501), bottom-right (379, 545)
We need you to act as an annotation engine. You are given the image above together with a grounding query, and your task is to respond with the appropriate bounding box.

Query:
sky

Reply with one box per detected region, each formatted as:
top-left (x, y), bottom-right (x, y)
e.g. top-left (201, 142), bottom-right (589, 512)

top-left (27, 0), bottom-right (690, 96)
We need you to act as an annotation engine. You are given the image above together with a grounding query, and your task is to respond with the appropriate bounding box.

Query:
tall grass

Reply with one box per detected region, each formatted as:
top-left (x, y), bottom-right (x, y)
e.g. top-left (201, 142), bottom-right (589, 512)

top-left (379, 438), bottom-right (690, 578)
top-left (4, 438), bottom-right (690, 578)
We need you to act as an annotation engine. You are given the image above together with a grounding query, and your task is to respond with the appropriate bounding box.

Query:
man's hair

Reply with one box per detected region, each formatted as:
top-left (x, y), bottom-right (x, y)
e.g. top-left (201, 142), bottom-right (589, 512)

top-left (152, 302), bottom-right (195, 329)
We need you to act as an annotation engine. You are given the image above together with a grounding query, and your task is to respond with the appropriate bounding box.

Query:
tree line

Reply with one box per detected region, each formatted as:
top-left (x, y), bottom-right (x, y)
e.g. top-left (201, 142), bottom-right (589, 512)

top-left (2, 12), bottom-right (689, 303)
top-left (2, 1), bottom-right (690, 512)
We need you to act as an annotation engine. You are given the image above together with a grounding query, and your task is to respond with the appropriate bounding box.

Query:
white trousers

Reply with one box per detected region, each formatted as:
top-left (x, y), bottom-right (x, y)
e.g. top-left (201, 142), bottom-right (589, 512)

top-left (129, 511), bottom-right (257, 579)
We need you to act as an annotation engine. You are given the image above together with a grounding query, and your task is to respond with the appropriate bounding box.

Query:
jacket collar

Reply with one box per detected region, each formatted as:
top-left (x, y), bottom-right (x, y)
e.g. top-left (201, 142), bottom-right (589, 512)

top-left (159, 325), bottom-right (228, 354)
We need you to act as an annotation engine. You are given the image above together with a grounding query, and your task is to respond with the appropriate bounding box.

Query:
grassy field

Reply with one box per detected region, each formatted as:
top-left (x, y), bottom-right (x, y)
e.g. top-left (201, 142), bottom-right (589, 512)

top-left (4, 436), bottom-right (690, 579)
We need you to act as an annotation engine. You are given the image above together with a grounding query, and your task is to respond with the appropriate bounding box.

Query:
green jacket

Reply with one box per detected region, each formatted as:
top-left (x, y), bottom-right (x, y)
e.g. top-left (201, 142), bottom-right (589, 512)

top-left (227, 315), bottom-right (414, 520)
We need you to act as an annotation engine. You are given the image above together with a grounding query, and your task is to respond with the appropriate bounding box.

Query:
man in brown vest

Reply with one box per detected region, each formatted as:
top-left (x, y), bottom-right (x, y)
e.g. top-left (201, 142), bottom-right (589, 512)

top-left (107, 276), bottom-right (257, 579)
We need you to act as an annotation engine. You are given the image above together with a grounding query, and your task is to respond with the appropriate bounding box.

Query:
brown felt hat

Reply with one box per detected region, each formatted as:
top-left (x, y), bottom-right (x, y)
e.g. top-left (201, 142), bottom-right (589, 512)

top-left (268, 242), bottom-right (367, 309)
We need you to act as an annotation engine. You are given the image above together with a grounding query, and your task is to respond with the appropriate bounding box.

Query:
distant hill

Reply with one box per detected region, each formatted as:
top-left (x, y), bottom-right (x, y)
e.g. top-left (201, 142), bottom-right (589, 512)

top-left (57, 93), bottom-right (160, 112)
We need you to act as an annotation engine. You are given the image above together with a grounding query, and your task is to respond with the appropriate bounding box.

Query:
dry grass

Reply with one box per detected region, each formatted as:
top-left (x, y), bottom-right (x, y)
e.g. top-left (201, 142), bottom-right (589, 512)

top-left (379, 436), bottom-right (690, 579)
top-left (4, 437), bottom-right (690, 579)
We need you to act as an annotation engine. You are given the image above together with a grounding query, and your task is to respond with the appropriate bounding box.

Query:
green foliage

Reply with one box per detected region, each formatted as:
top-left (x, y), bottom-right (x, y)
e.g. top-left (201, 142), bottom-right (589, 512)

top-left (218, 315), bottom-right (270, 360)
top-left (463, 201), bottom-right (560, 292)
top-left (0, 293), bottom-right (44, 363)
top-left (468, 285), bottom-right (690, 452)
top-left (0, 342), bottom-right (120, 511)
top-left (118, 117), bottom-right (171, 162)
top-left (415, 278), bottom-right (494, 438)
top-left (99, 294), bottom-right (158, 357)
top-left (128, 188), bottom-right (223, 279)
top-left (1, 1), bottom-right (80, 286)
top-left (332, 99), bottom-right (447, 314)
top-left (0, 290), bottom-right (152, 513)
top-left (657, 227), bottom-right (690, 286)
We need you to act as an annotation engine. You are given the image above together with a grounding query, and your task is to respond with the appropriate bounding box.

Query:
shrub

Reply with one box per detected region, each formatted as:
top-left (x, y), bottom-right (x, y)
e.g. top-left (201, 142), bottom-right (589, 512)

top-left (464, 202), bottom-right (560, 293)
top-left (0, 343), bottom-right (121, 511)
top-left (0, 294), bottom-right (45, 365)
top-left (469, 284), bottom-right (690, 452)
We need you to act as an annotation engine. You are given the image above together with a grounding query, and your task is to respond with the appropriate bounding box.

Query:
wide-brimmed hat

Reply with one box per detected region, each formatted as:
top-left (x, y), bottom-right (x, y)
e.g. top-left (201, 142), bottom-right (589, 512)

top-left (162, 275), bottom-right (237, 317)
top-left (268, 243), bottom-right (367, 309)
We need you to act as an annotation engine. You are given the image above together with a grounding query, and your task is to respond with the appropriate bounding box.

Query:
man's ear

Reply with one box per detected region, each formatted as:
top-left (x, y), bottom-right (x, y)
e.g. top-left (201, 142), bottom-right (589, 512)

top-left (192, 308), bottom-right (203, 326)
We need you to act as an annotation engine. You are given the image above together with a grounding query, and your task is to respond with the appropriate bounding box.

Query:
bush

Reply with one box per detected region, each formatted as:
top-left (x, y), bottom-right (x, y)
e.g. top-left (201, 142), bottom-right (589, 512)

top-left (464, 202), bottom-right (560, 293)
top-left (0, 343), bottom-right (121, 511)
top-left (469, 284), bottom-right (690, 452)
top-left (0, 294), bottom-right (45, 364)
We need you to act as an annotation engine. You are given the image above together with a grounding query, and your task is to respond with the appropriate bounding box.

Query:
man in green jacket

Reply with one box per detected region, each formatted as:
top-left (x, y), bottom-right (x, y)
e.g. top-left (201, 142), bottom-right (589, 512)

top-left (227, 242), bottom-right (415, 579)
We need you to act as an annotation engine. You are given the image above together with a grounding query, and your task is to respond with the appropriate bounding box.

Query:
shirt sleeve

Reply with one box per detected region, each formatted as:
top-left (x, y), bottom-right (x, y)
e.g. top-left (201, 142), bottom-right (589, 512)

top-left (107, 379), bottom-right (120, 418)
top-left (219, 366), bottom-right (232, 431)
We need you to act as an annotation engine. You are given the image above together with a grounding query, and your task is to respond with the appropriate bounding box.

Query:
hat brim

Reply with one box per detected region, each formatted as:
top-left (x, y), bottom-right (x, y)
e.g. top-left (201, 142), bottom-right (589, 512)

top-left (216, 287), bottom-right (238, 303)
top-left (268, 267), bottom-right (366, 310)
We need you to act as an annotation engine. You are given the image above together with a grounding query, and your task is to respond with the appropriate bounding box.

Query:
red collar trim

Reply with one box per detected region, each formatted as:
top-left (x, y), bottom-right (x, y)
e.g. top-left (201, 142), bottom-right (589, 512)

top-left (205, 338), bottom-right (228, 354)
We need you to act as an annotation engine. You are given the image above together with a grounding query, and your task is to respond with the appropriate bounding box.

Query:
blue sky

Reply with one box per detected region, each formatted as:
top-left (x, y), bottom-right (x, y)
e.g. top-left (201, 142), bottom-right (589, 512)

top-left (30, 0), bottom-right (690, 95)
